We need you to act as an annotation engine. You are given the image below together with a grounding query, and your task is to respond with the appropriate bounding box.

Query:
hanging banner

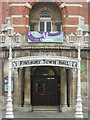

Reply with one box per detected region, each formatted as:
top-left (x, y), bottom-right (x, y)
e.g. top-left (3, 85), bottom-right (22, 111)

top-left (28, 31), bottom-right (63, 42)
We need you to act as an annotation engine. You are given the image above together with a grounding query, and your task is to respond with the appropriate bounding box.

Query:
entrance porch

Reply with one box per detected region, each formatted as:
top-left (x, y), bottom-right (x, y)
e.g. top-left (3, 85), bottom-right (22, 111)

top-left (13, 65), bottom-right (76, 112)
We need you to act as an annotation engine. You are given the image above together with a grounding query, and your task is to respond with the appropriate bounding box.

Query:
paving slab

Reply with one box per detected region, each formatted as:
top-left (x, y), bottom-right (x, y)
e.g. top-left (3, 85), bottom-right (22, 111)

top-left (2, 110), bottom-right (88, 119)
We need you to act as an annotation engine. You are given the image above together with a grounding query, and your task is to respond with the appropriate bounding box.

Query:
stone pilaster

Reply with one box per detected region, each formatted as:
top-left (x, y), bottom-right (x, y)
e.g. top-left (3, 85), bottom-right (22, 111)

top-left (14, 68), bottom-right (22, 105)
top-left (60, 67), bottom-right (67, 111)
top-left (24, 67), bottom-right (30, 104)
top-left (70, 69), bottom-right (76, 107)
top-left (29, 67), bottom-right (32, 111)
top-left (88, 51), bottom-right (90, 116)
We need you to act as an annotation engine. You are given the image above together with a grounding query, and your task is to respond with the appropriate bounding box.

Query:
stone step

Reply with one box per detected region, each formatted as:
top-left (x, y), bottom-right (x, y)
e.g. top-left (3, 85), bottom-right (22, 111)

top-left (32, 106), bottom-right (59, 111)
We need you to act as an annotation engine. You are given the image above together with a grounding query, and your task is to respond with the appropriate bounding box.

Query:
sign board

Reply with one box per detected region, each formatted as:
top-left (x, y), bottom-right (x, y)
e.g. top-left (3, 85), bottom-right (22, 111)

top-left (4, 76), bottom-right (14, 92)
top-left (28, 31), bottom-right (63, 42)
top-left (80, 65), bottom-right (86, 72)
top-left (12, 57), bottom-right (78, 69)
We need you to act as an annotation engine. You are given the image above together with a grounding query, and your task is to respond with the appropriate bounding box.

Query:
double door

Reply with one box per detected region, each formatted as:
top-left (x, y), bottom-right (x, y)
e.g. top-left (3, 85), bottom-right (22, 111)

top-left (31, 76), bottom-right (59, 106)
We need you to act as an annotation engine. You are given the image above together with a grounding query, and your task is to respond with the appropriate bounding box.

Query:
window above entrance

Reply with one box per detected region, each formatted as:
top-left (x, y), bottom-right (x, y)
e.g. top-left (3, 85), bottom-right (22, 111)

top-left (29, 2), bottom-right (62, 32)
top-left (40, 12), bottom-right (52, 18)
top-left (30, 23), bottom-right (36, 31)
top-left (55, 23), bottom-right (62, 31)
top-left (39, 12), bottom-right (52, 32)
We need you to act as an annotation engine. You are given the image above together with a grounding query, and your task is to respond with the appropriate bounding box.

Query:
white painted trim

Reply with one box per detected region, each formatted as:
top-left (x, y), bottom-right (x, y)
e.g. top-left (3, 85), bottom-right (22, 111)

top-left (63, 25), bottom-right (78, 27)
top-left (86, 0), bottom-right (90, 2)
top-left (64, 15), bottom-right (82, 18)
top-left (26, 2), bottom-right (32, 9)
top-left (13, 25), bottom-right (29, 28)
top-left (66, 4), bottom-right (82, 7)
top-left (59, 3), bottom-right (82, 8)
top-left (9, 3), bottom-right (32, 9)
top-left (59, 3), bottom-right (66, 9)
top-left (40, 18), bottom-right (51, 21)
top-left (11, 15), bottom-right (29, 18)
top-left (9, 4), bottom-right (26, 7)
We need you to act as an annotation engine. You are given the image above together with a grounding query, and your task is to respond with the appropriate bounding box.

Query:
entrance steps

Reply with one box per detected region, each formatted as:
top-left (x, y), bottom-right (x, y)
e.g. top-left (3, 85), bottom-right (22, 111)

top-left (32, 106), bottom-right (59, 112)
top-left (14, 105), bottom-right (30, 112)
top-left (13, 105), bottom-right (59, 112)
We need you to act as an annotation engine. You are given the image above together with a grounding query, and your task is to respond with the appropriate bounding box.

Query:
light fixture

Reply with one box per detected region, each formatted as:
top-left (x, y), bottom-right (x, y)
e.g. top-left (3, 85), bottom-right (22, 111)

top-left (15, 32), bottom-right (21, 43)
top-left (76, 28), bottom-right (83, 37)
top-left (69, 33), bottom-right (75, 43)
top-left (84, 32), bottom-right (90, 43)
top-left (7, 25), bottom-right (14, 37)
top-left (0, 32), bottom-right (6, 43)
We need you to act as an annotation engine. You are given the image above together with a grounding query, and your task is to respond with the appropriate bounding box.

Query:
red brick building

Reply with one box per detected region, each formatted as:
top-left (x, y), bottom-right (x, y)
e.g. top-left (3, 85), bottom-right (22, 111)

top-left (2, 1), bottom-right (89, 34)
top-left (0, 1), bottom-right (90, 118)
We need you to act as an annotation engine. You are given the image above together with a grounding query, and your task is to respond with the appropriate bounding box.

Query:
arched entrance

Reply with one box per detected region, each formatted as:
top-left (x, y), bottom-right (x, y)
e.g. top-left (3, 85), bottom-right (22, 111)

top-left (11, 55), bottom-right (78, 112)
top-left (31, 66), bottom-right (60, 106)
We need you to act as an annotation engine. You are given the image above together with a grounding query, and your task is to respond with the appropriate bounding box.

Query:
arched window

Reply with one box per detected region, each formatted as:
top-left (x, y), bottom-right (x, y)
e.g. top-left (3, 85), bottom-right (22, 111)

top-left (29, 3), bottom-right (62, 32)
top-left (39, 12), bottom-right (51, 18)
top-left (39, 12), bottom-right (52, 32)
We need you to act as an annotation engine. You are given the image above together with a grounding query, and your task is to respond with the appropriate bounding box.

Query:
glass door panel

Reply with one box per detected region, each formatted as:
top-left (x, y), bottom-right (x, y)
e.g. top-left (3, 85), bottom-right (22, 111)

top-left (47, 22), bottom-right (51, 31)
top-left (39, 21), bottom-right (52, 32)
top-left (40, 22), bottom-right (44, 31)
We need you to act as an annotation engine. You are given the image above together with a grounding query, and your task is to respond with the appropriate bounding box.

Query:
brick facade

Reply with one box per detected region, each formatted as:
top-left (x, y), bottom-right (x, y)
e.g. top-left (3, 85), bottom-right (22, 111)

top-left (2, 1), bottom-right (89, 34)
top-left (0, 1), bottom-right (89, 115)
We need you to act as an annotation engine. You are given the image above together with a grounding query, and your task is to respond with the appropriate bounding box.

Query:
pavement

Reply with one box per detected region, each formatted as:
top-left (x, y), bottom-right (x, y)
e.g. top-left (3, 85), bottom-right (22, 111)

top-left (1, 109), bottom-right (88, 119)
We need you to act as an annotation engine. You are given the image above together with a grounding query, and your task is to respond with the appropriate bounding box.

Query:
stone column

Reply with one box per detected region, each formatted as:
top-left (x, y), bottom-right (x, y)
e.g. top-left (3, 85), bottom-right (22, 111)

top-left (14, 68), bottom-right (22, 106)
top-left (69, 69), bottom-right (75, 107)
top-left (18, 68), bottom-right (23, 105)
top-left (66, 68), bottom-right (70, 107)
top-left (29, 67), bottom-right (32, 111)
top-left (71, 68), bottom-right (76, 107)
top-left (24, 67), bottom-right (30, 104)
top-left (14, 69), bottom-right (18, 105)
top-left (24, 67), bottom-right (32, 111)
top-left (88, 51), bottom-right (90, 119)
top-left (60, 67), bottom-right (67, 111)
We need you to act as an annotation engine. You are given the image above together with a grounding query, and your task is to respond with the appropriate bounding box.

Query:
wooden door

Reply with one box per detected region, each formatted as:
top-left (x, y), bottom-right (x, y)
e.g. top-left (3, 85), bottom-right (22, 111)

top-left (31, 67), bottom-right (59, 106)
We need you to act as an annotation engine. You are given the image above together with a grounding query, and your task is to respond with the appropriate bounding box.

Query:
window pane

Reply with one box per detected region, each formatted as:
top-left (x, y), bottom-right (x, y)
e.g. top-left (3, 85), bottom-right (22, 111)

top-left (44, 78), bottom-right (56, 92)
top-left (47, 22), bottom-right (51, 31)
top-left (40, 22), bottom-right (44, 31)
top-left (56, 24), bottom-right (61, 31)
top-left (40, 12), bottom-right (51, 18)
top-left (30, 24), bottom-right (35, 31)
